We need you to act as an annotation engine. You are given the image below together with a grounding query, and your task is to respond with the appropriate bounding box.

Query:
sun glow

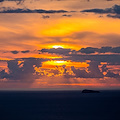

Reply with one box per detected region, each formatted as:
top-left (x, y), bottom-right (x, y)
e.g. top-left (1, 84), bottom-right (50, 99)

top-left (52, 45), bottom-right (64, 49)
top-left (43, 60), bottom-right (67, 67)
top-left (42, 60), bottom-right (89, 69)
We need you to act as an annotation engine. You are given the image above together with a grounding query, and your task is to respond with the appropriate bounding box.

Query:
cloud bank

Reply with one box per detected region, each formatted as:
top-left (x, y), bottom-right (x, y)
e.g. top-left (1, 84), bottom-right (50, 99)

top-left (0, 7), bottom-right (68, 13)
top-left (81, 4), bottom-right (120, 19)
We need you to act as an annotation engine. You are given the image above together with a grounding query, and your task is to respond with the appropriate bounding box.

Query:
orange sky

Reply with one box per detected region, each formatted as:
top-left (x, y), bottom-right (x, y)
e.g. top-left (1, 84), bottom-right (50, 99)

top-left (0, 0), bottom-right (120, 89)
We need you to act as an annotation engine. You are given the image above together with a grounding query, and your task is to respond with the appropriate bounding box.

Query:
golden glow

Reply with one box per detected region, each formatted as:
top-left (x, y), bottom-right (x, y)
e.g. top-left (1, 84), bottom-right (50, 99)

top-left (41, 17), bottom-right (120, 38)
top-left (47, 43), bottom-right (81, 50)
top-left (42, 60), bottom-right (89, 69)
top-left (0, 58), bottom-right (13, 61)
top-left (54, 61), bottom-right (66, 64)
top-left (32, 53), bottom-right (62, 59)
top-left (52, 45), bottom-right (64, 49)
top-left (49, 83), bottom-right (107, 87)
top-left (42, 60), bottom-right (67, 67)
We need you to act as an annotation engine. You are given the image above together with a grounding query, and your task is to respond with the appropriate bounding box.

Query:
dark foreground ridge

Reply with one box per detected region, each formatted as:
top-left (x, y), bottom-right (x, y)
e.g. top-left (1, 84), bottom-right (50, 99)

top-left (82, 89), bottom-right (100, 93)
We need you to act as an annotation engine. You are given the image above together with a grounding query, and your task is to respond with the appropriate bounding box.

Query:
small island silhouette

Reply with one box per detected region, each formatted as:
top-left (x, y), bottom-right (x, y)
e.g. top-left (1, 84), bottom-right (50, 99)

top-left (82, 89), bottom-right (100, 93)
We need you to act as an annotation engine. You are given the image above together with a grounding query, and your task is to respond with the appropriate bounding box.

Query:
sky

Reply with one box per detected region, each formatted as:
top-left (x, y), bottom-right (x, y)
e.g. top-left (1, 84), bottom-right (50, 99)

top-left (0, 0), bottom-right (120, 90)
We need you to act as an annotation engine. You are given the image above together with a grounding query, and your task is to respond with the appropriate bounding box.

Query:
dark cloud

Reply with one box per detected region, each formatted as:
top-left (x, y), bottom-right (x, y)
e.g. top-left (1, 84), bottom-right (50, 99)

top-left (10, 50), bottom-right (30, 54)
top-left (0, 0), bottom-right (24, 4)
top-left (105, 71), bottom-right (120, 78)
top-left (66, 54), bottom-right (120, 64)
top-left (79, 47), bottom-right (98, 54)
top-left (107, 14), bottom-right (120, 18)
top-left (0, 58), bottom-right (120, 82)
top-left (39, 47), bottom-right (120, 64)
top-left (81, 4), bottom-right (120, 19)
top-left (0, 58), bottom-right (47, 82)
top-left (81, 4), bottom-right (120, 14)
top-left (79, 47), bottom-right (120, 54)
top-left (101, 64), bottom-right (108, 73)
top-left (65, 62), bottom-right (120, 79)
top-left (21, 50), bottom-right (30, 53)
top-left (71, 61), bottom-right (104, 78)
top-left (42, 15), bottom-right (50, 19)
top-left (11, 50), bottom-right (19, 54)
top-left (40, 47), bottom-right (120, 55)
top-left (0, 0), bottom-right (4, 2)
top-left (40, 48), bottom-right (72, 55)
top-left (62, 14), bottom-right (72, 17)
top-left (0, 7), bottom-right (68, 13)
top-left (0, 69), bottom-right (8, 79)
top-left (99, 47), bottom-right (112, 53)
top-left (81, 9), bottom-right (106, 13)
top-left (112, 47), bottom-right (120, 53)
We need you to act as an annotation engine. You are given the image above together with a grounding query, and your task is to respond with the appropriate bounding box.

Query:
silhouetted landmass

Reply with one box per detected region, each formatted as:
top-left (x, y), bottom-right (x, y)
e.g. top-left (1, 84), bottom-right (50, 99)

top-left (82, 89), bottom-right (100, 93)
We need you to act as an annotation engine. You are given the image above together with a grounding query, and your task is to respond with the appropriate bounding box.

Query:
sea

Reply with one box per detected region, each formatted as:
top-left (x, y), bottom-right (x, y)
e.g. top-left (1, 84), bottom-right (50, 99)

top-left (0, 90), bottom-right (120, 120)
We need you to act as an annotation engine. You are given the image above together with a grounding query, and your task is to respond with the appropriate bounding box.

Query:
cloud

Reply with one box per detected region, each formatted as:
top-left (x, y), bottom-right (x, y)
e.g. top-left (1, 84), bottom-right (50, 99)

top-left (39, 47), bottom-right (120, 65)
top-left (81, 4), bottom-right (120, 19)
top-left (105, 71), bottom-right (120, 78)
top-left (79, 47), bottom-right (120, 54)
top-left (81, 4), bottom-right (120, 14)
top-left (21, 50), bottom-right (30, 53)
top-left (79, 47), bottom-right (98, 54)
top-left (40, 48), bottom-right (72, 55)
top-left (0, 0), bottom-right (24, 5)
top-left (65, 62), bottom-right (120, 79)
top-left (0, 7), bottom-right (68, 14)
top-left (40, 46), bottom-right (120, 55)
top-left (0, 57), bottom-right (120, 85)
top-left (107, 14), bottom-right (120, 19)
top-left (62, 14), bottom-right (72, 17)
top-left (66, 54), bottom-right (120, 64)
top-left (42, 15), bottom-right (50, 19)
top-left (0, 0), bottom-right (4, 3)
top-left (0, 58), bottom-right (46, 82)
top-left (71, 61), bottom-right (104, 78)
top-left (11, 50), bottom-right (19, 54)
top-left (10, 50), bottom-right (30, 54)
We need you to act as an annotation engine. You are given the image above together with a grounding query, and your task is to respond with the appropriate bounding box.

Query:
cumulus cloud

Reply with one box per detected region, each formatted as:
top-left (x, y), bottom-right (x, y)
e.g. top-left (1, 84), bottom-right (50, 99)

top-left (65, 62), bottom-right (120, 79)
top-left (0, 58), bottom-right (46, 82)
top-left (71, 61), bottom-right (104, 78)
top-left (0, 7), bottom-right (68, 13)
top-left (0, 58), bottom-right (120, 84)
top-left (105, 71), bottom-right (120, 78)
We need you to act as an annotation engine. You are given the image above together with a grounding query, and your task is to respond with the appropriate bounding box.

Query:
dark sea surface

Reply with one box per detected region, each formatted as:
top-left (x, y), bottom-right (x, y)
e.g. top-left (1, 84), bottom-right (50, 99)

top-left (0, 90), bottom-right (120, 120)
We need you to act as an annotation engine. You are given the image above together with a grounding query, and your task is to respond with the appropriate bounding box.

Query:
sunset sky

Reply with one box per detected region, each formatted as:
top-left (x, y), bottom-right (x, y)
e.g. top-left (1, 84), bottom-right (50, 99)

top-left (0, 0), bottom-right (120, 90)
